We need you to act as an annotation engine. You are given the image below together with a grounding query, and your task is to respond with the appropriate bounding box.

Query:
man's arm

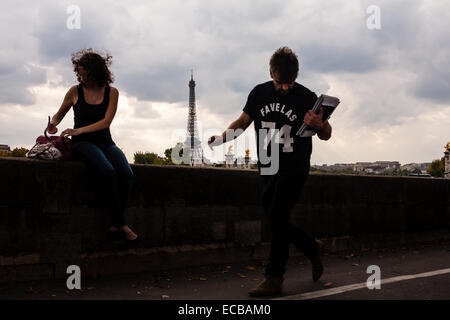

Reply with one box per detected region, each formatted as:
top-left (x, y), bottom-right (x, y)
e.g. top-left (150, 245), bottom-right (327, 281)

top-left (316, 122), bottom-right (332, 141)
top-left (208, 111), bottom-right (253, 146)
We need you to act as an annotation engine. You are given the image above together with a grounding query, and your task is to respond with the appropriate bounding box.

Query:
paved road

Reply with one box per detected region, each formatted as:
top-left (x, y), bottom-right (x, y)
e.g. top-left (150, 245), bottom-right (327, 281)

top-left (1, 240), bottom-right (450, 300)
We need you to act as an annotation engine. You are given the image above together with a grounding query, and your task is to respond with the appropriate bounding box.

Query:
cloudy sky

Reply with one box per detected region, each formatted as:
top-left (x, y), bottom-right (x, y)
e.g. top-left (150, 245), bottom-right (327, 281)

top-left (0, 0), bottom-right (449, 165)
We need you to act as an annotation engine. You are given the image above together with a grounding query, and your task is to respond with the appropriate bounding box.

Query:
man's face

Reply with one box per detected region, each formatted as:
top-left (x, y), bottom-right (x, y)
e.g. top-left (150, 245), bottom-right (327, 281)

top-left (271, 72), bottom-right (295, 95)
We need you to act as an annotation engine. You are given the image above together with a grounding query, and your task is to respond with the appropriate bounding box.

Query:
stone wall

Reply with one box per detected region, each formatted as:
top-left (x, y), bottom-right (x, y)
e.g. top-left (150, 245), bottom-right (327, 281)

top-left (0, 157), bottom-right (449, 283)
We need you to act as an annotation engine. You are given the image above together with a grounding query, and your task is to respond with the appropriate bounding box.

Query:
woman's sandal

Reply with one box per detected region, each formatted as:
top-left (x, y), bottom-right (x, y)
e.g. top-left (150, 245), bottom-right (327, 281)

top-left (125, 235), bottom-right (142, 245)
top-left (108, 229), bottom-right (123, 241)
top-left (108, 229), bottom-right (141, 244)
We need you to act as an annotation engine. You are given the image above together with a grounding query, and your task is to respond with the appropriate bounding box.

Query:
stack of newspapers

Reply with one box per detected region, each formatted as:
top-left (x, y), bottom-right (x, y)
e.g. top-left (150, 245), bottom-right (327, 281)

top-left (296, 94), bottom-right (340, 137)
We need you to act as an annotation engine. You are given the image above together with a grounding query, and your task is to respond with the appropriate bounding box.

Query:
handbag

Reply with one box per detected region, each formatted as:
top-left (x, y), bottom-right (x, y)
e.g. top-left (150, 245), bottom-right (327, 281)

top-left (26, 116), bottom-right (73, 160)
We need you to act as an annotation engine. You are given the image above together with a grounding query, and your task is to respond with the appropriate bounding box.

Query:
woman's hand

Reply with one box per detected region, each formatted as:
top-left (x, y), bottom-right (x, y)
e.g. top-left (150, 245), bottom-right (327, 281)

top-left (60, 128), bottom-right (82, 138)
top-left (47, 122), bottom-right (58, 134)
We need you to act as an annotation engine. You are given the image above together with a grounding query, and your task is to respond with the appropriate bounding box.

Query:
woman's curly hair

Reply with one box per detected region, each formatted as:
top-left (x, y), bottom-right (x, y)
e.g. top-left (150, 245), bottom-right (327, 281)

top-left (72, 49), bottom-right (114, 87)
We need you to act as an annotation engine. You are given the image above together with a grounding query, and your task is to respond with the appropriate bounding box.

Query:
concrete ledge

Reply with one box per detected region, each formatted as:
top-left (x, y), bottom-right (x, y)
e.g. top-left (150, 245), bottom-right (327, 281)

top-left (0, 157), bottom-right (449, 283)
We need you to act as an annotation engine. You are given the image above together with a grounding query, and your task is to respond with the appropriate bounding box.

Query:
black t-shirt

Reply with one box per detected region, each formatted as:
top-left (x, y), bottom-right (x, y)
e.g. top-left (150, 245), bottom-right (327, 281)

top-left (243, 81), bottom-right (317, 173)
top-left (72, 85), bottom-right (114, 146)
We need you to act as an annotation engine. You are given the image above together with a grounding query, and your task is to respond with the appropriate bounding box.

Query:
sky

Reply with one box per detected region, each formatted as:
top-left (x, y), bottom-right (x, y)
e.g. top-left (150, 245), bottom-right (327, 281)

top-left (0, 0), bottom-right (449, 165)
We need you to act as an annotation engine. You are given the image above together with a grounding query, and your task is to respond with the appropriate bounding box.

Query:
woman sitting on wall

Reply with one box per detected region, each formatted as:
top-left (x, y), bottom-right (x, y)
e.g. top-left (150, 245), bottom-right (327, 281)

top-left (47, 49), bottom-right (140, 243)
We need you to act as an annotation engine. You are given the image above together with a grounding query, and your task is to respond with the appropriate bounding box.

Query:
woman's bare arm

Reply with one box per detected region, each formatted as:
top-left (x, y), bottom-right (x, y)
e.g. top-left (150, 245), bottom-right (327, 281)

top-left (47, 86), bottom-right (77, 133)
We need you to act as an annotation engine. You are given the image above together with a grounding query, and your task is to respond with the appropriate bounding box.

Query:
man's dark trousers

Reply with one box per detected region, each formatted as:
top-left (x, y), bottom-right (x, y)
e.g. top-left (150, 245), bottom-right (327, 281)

top-left (260, 165), bottom-right (318, 277)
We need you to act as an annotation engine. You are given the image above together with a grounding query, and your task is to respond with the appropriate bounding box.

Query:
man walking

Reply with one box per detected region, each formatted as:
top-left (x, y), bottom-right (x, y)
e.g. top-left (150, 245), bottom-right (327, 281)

top-left (208, 47), bottom-right (332, 297)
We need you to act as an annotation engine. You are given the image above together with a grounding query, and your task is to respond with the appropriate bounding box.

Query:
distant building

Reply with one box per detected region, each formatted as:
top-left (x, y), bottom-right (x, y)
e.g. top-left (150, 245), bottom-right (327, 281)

top-left (225, 146), bottom-right (235, 168)
top-left (445, 142), bottom-right (450, 179)
top-left (0, 144), bottom-right (11, 154)
top-left (236, 156), bottom-right (245, 168)
top-left (313, 160), bottom-right (434, 175)
top-left (400, 162), bottom-right (431, 173)
top-left (312, 163), bottom-right (354, 172)
top-left (354, 161), bottom-right (400, 174)
top-left (222, 147), bottom-right (255, 170)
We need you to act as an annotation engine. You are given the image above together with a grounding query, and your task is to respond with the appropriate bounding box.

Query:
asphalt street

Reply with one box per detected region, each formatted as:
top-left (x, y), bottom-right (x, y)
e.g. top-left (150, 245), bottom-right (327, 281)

top-left (1, 240), bottom-right (450, 300)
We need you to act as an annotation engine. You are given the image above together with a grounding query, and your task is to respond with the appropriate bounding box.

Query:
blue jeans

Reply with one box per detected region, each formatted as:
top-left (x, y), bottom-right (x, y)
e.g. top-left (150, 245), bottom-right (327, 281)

top-left (73, 141), bottom-right (134, 228)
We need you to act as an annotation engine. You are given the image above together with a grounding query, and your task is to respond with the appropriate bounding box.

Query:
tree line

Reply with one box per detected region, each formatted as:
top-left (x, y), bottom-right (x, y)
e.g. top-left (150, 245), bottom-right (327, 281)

top-left (1, 145), bottom-right (447, 177)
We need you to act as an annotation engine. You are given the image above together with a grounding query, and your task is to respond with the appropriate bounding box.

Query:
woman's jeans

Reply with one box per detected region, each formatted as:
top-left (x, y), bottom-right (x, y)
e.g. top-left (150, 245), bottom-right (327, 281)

top-left (73, 141), bottom-right (134, 228)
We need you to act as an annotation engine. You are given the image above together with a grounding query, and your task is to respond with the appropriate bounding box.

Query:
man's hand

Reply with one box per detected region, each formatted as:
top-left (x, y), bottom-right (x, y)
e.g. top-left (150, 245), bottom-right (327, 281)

top-left (208, 135), bottom-right (223, 150)
top-left (303, 107), bottom-right (325, 131)
top-left (304, 107), bottom-right (332, 140)
top-left (60, 128), bottom-right (82, 138)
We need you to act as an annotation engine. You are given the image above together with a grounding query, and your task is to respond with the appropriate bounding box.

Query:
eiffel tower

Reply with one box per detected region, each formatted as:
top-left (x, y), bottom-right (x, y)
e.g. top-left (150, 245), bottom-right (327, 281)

top-left (184, 71), bottom-right (203, 166)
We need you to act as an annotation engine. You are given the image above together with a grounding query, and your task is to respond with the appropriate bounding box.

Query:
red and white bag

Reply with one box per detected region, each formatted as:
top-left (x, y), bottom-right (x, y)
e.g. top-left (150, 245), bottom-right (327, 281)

top-left (26, 116), bottom-right (72, 160)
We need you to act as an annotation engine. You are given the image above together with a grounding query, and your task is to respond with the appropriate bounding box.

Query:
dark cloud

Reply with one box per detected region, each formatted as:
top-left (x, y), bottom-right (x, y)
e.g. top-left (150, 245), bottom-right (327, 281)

top-left (301, 45), bottom-right (381, 74)
top-left (1, 0), bottom-right (450, 116)
top-left (116, 66), bottom-right (189, 103)
top-left (33, 3), bottom-right (119, 64)
top-left (0, 64), bottom-right (46, 105)
top-left (360, 0), bottom-right (422, 48)
top-left (359, 0), bottom-right (450, 104)
top-left (411, 69), bottom-right (450, 103)
top-left (225, 78), bottom-right (255, 94)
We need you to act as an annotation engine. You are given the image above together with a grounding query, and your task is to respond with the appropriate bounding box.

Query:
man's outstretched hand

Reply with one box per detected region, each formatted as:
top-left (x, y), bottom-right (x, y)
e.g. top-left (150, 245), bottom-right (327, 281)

top-left (208, 135), bottom-right (223, 150)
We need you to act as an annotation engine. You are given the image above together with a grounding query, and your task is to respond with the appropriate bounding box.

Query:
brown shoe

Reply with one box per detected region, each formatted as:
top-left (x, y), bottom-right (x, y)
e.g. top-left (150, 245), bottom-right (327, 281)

top-left (310, 240), bottom-right (324, 282)
top-left (248, 276), bottom-right (283, 297)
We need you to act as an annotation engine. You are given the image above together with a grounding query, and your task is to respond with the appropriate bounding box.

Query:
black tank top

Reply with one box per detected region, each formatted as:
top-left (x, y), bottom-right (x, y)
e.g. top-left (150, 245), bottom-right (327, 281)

top-left (72, 85), bottom-right (114, 145)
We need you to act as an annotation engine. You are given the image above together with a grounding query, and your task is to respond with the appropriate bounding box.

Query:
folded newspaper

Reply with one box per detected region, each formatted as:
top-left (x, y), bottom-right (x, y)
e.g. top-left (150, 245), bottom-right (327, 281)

top-left (296, 94), bottom-right (340, 137)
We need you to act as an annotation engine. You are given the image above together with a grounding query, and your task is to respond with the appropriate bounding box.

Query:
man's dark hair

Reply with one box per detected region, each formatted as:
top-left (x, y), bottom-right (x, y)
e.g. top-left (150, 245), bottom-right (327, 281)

top-left (269, 47), bottom-right (299, 83)
top-left (72, 49), bottom-right (114, 87)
